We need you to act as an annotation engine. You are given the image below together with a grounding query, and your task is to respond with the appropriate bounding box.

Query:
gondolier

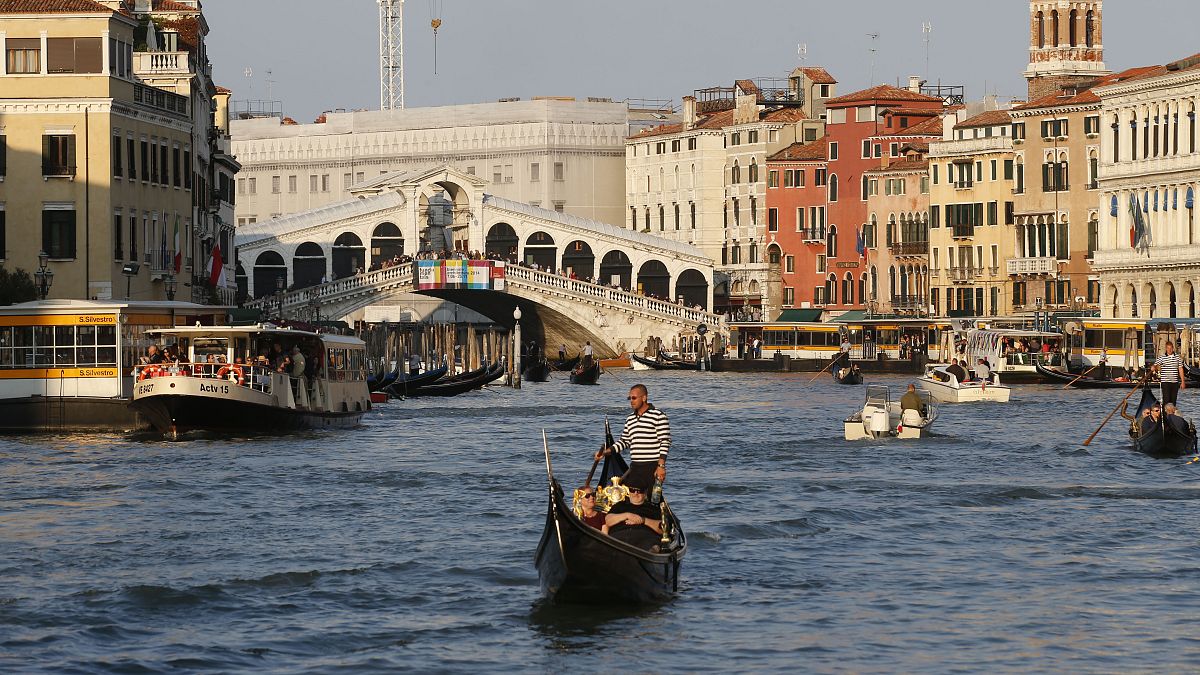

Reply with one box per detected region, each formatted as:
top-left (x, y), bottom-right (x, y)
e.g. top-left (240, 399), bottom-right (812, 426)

top-left (596, 384), bottom-right (671, 490)
top-left (1154, 340), bottom-right (1185, 405)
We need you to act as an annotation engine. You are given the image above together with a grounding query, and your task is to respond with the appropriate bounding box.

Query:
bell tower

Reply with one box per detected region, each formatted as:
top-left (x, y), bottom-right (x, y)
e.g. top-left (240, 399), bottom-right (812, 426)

top-left (1024, 1), bottom-right (1108, 100)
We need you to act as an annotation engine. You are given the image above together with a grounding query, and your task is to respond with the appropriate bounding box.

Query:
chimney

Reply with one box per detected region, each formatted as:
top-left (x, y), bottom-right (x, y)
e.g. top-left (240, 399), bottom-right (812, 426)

top-left (683, 95), bottom-right (696, 131)
top-left (134, 0), bottom-right (151, 13)
top-left (907, 76), bottom-right (924, 94)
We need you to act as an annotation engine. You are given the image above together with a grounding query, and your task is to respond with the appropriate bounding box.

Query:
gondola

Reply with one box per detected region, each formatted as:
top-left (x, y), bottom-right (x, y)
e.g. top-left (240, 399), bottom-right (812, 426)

top-left (438, 362), bottom-right (490, 385)
top-left (569, 359), bottom-right (601, 385)
top-left (1034, 362), bottom-right (1140, 389)
top-left (403, 361), bottom-right (506, 398)
top-left (385, 364), bottom-right (449, 397)
top-left (534, 430), bottom-right (685, 603)
top-left (522, 357), bottom-right (552, 383)
top-left (1128, 386), bottom-right (1198, 458)
top-left (629, 354), bottom-right (699, 371)
top-left (554, 356), bottom-right (581, 372)
top-left (832, 363), bottom-right (863, 385)
top-left (369, 367), bottom-right (400, 393)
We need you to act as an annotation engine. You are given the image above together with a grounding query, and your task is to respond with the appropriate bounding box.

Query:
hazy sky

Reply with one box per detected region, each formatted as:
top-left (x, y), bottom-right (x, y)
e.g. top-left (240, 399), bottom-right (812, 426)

top-left (204, 1), bottom-right (1197, 124)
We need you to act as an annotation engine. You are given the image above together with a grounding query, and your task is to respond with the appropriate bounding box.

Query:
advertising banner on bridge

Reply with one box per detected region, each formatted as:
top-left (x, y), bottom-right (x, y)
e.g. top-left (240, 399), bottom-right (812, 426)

top-left (414, 260), bottom-right (504, 291)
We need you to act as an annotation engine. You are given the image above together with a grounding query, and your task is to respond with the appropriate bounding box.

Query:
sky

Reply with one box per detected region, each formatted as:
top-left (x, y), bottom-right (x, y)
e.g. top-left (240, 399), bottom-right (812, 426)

top-left (203, 0), bottom-right (1198, 124)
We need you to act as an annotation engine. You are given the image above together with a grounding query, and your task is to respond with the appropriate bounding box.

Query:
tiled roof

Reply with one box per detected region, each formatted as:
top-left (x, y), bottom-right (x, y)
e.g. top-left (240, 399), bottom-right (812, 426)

top-left (956, 110), bottom-right (1012, 129)
top-left (0, 0), bottom-right (114, 12)
top-left (825, 84), bottom-right (944, 106)
top-left (761, 107), bottom-right (807, 123)
top-left (1017, 66), bottom-right (1165, 110)
top-left (768, 140), bottom-right (826, 162)
top-left (883, 106), bottom-right (940, 117)
top-left (1166, 52), bottom-right (1200, 73)
top-left (887, 116), bottom-right (944, 136)
top-left (152, 0), bottom-right (199, 11)
top-left (735, 79), bottom-right (762, 98)
top-left (864, 157), bottom-right (929, 175)
top-left (794, 67), bottom-right (836, 85)
top-left (215, 85), bottom-right (232, 94)
top-left (630, 107), bottom-right (794, 140)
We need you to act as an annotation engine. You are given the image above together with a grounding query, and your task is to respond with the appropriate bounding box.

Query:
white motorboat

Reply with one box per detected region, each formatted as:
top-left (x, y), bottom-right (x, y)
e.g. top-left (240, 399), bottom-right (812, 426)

top-left (844, 384), bottom-right (938, 440)
top-left (917, 365), bottom-right (1011, 403)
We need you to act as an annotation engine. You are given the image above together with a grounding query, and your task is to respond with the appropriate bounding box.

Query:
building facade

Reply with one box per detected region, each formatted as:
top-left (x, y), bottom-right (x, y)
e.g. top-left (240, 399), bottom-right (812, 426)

top-left (864, 152), bottom-right (931, 316)
top-left (928, 110), bottom-right (1017, 317)
top-left (231, 99), bottom-right (639, 232)
top-left (1092, 54), bottom-right (1200, 318)
top-left (767, 140), bottom-right (827, 316)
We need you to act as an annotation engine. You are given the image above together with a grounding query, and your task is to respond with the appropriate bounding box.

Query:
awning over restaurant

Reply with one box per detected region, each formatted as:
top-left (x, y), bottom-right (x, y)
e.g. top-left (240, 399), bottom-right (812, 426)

top-left (775, 309), bottom-right (823, 322)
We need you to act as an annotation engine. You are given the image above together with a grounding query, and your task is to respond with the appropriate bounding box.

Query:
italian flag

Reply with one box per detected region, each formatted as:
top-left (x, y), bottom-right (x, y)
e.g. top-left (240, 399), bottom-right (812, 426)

top-left (208, 242), bottom-right (225, 287)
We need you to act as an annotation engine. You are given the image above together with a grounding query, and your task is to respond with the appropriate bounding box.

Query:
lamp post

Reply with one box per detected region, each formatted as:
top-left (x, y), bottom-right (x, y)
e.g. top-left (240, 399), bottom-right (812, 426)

top-left (275, 275), bottom-right (286, 321)
top-left (165, 273), bottom-right (178, 301)
top-left (34, 250), bottom-right (53, 301)
top-left (512, 305), bottom-right (522, 389)
top-left (308, 289), bottom-right (321, 325)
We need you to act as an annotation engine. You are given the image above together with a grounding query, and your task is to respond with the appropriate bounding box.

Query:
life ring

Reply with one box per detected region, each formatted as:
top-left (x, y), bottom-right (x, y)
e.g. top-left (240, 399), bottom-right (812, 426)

top-left (138, 365), bottom-right (162, 382)
top-left (216, 364), bottom-right (245, 385)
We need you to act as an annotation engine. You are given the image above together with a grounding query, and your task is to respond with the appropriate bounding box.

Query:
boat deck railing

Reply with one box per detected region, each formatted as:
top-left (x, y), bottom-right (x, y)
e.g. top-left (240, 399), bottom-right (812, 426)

top-left (134, 363), bottom-right (337, 411)
top-left (1002, 352), bottom-right (1062, 367)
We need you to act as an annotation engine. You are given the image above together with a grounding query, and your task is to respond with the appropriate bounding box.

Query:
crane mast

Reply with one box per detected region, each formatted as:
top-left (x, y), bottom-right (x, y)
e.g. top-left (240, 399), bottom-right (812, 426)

top-left (379, 0), bottom-right (404, 110)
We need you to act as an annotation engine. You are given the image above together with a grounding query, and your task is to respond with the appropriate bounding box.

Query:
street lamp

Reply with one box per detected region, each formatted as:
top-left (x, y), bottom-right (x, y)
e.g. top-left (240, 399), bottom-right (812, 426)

top-left (165, 274), bottom-right (178, 301)
top-left (308, 288), bottom-right (321, 325)
top-left (275, 275), bottom-right (286, 320)
top-left (512, 305), bottom-right (522, 389)
top-left (34, 250), bottom-right (53, 300)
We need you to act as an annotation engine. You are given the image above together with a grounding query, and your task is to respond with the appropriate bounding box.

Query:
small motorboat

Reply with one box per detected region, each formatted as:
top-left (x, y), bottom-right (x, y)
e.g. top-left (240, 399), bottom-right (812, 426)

top-left (832, 363), bottom-right (863, 385)
top-left (918, 364), bottom-right (1011, 403)
top-left (1034, 363), bottom-right (1141, 389)
top-left (1128, 387), bottom-right (1198, 458)
top-left (844, 384), bottom-right (937, 440)
top-left (599, 353), bottom-right (631, 369)
top-left (570, 358), bottom-right (601, 385)
top-left (534, 429), bottom-right (685, 603)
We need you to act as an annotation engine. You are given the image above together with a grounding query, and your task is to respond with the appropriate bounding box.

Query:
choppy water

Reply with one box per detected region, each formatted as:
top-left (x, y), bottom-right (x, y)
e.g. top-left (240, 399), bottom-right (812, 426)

top-left (3, 371), bottom-right (1200, 673)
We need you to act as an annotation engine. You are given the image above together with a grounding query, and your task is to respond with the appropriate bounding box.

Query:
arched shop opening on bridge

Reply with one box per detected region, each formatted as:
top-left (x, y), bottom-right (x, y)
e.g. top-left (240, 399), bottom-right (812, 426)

top-left (561, 240), bottom-right (595, 280)
top-left (524, 231), bottom-right (556, 269)
top-left (292, 241), bottom-right (326, 289)
top-left (637, 260), bottom-right (670, 299)
top-left (486, 222), bottom-right (519, 260)
top-left (676, 269), bottom-right (709, 309)
top-left (253, 250), bottom-right (288, 298)
top-left (599, 250), bottom-right (633, 291)
top-left (333, 232), bottom-right (366, 280)
top-left (371, 222), bottom-right (405, 266)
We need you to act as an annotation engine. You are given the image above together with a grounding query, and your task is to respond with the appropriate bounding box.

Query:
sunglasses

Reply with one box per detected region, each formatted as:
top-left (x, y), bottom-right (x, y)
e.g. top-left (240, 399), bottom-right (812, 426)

top-left (581, 492), bottom-right (595, 498)
top-left (628, 488), bottom-right (644, 494)
top-left (628, 395), bottom-right (642, 400)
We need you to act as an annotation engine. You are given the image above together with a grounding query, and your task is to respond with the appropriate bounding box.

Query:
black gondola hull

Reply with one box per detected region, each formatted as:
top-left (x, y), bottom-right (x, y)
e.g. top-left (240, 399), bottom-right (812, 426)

top-left (629, 354), bottom-right (699, 371)
top-left (402, 363), bottom-right (506, 397)
top-left (569, 362), bottom-right (601, 384)
top-left (129, 395), bottom-right (365, 436)
top-left (535, 480), bottom-right (684, 604)
top-left (1128, 387), bottom-right (1198, 458)
top-left (385, 365), bottom-right (449, 396)
top-left (522, 360), bottom-right (552, 382)
top-left (833, 367), bottom-right (863, 385)
top-left (1034, 363), bottom-right (1137, 389)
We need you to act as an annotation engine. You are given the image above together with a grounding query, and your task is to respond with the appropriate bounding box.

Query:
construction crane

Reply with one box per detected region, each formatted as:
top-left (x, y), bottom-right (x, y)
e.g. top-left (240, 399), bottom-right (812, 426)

top-left (379, 0), bottom-right (404, 110)
top-left (429, 0), bottom-right (443, 75)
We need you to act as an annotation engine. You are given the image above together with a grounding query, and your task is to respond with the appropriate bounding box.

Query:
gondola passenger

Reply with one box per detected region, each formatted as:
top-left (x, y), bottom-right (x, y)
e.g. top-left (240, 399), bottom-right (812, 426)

top-left (602, 485), bottom-right (662, 549)
top-left (576, 488), bottom-right (605, 530)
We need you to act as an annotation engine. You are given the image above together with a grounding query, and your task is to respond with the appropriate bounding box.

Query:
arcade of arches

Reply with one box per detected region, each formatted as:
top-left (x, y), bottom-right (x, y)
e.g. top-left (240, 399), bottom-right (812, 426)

top-left (1106, 281), bottom-right (1200, 319)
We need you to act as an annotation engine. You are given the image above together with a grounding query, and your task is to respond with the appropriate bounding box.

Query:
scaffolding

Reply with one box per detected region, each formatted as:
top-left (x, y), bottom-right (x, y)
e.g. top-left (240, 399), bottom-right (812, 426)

top-left (379, 0), bottom-right (404, 110)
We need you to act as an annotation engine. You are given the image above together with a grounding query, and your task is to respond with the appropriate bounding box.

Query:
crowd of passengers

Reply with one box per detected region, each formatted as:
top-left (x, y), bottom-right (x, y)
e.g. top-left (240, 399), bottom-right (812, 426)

top-left (140, 342), bottom-right (322, 389)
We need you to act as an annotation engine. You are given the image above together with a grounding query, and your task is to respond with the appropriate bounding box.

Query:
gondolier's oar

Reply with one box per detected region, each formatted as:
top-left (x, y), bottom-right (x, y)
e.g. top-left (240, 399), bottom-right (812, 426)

top-left (1083, 373), bottom-right (1150, 446)
top-left (583, 416), bottom-right (611, 489)
top-left (1062, 363), bottom-right (1101, 389)
top-left (808, 355), bottom-right (843, 384)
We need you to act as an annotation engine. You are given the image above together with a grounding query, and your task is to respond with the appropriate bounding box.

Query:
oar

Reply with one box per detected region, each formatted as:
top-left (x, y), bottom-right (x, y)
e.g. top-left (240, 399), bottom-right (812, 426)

top-left (808, 354), bottom-right (844, 383)
top-left (1062, 363), bottom-right (1101, 389)
top-left (1083, 374), bottom-right (1150, 446)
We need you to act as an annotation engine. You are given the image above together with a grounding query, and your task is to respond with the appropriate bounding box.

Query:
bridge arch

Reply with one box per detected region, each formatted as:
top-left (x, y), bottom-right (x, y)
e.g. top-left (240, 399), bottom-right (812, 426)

top-left (293, 241), bottom-right (326, 289)
top-left (485, 222), bottom-right (518, 260)
top-left (677, 269), bottom-right (708, 309)
top-left (253, 250), bottom-right (287, 298)
top-left (371, 222), bottom-right (404, 266)
top-left (599, 249), bottom-right (633, 290)
top-left (638, 260), bottom-right (670, 299)
top-left (332, 232), bottom-right (365, 280)
top-left (524, 231), bottom-right (557, 269)
top-left (562, 240), bottom-right (595, 281)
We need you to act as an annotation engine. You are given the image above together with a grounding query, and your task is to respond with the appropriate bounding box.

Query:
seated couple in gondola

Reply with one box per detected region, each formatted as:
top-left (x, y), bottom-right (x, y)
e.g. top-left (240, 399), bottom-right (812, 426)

top-left (1121, 400), bottom-right (1189, 435)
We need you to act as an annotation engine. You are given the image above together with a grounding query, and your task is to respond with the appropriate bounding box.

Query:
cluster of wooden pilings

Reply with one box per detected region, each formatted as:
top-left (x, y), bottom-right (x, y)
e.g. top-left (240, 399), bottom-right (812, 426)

top-left (358, 322), bottom-right (515, 379)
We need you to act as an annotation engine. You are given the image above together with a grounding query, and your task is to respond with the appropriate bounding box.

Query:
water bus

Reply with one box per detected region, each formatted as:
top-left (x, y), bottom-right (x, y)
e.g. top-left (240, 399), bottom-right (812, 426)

top-left (726, 318), bottom-right (953, 364)
top-left (0, 300), bottom-right (227, 432)
top-left (1059, 318), bottom-right (1146, 374)
top-left (130, 325), bottom-right (370, 438)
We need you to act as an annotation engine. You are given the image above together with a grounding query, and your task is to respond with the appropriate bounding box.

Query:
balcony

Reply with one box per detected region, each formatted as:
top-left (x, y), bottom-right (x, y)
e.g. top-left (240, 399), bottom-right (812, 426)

top-left (948, 267), bottom-right (983, 282)
top-left (1006, 257), bottom-right (1058, 275)
top-left (891, 294), bottom-right (928, 311)
top-left (133, 83), bottom-right (188, 117)
top-left (951, 225), bottom-right (975, 239)
top-left (134, 51), bottom-right (192, 76)
top-left (890, 241), bottom-right (929, 257)
top-left (801, 226), bottom-right (826, 243)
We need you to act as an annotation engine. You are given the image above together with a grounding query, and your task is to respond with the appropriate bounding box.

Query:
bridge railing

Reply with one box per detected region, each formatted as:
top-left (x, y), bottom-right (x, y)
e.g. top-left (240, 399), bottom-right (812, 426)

top-left (251, 260), bottom-right (722, 326)
top-left (505, 265), bottom-right (721, 325)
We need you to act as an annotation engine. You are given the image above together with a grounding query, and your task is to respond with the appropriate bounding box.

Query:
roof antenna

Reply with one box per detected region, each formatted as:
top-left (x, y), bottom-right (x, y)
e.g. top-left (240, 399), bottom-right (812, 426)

top-left (922, 22), bottom-right (932, 80)
top-left (867, 33), bottom-right (880, 84)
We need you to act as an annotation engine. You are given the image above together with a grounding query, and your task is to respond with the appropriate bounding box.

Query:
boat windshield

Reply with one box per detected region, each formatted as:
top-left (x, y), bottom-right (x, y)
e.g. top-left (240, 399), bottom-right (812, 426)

top-left (865, 384), bottom-right (890, 407)
top-left (192, 337), bottom-right (229, 363)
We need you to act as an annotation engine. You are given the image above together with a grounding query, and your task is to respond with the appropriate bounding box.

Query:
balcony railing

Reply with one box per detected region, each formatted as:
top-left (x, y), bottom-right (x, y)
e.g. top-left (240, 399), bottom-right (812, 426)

top-left (801, 226), bottom-right (826, 243)
top-left (1006, 257), bottom-right (1057, 275)
top-left (133, 83), bottom-right (188, 116)
top-left (951, 225), bottom-right (975, 238)
top-left (134, 51), bottom-right (192, 76)
top-left (891, 294), bottom-right (927, 309)
top-left (948, 267), bottom-right (984, 282)
top-left (890, 241), bottom-right (929, 256)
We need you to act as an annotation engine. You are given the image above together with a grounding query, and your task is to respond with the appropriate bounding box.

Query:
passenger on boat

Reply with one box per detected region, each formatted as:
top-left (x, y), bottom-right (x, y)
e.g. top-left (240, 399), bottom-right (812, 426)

top-left (1164, 403), bottom-right (1191, 434)
top-left (596, 384), bottom-right (671, 492)
top-left (270, 342), bottom-right (286, 370)
top-left (900, 384), bottom-right (924, 426)
top-left (576, 488), bottom-right (605, 529)
top-left (1122, 401), bottom-right (1161, 434)
top-left (602, 485), bottom-right (662, 548)
top-left (144, 344), bottom-right (164, 365)
top-left (947, 360), bottom-right (968, 382)
top-left (974, 358), bottom-right (992, 383)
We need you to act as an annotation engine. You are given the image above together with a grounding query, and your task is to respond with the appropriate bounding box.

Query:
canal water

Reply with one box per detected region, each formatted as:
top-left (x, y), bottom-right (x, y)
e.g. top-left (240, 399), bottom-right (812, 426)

top-left (2, 371), bottom-right (1199, 672)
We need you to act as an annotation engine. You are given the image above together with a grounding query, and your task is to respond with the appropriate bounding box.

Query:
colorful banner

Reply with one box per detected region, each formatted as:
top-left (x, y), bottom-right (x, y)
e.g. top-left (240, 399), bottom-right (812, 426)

top-left (414, 260), bottom-right (506, 291)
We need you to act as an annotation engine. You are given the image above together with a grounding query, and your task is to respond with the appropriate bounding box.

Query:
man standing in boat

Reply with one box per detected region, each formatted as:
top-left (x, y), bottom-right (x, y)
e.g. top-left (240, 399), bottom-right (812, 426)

top-left (596, 384), bottom-right (671, 492)
top-left (1154, 340), bottom-right (1186, 406)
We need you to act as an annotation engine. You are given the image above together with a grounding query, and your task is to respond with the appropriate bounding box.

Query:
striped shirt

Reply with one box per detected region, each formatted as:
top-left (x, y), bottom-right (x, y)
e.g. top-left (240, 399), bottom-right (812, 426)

top-left (1157, 353), bottom-right (1183, 383)
top-left (612, 404), bottom-right (671, 464)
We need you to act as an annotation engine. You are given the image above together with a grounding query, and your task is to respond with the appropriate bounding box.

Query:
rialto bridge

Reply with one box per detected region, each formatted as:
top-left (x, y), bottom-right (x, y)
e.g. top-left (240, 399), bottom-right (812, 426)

top-left (236, 166), bottom-right (722, 355)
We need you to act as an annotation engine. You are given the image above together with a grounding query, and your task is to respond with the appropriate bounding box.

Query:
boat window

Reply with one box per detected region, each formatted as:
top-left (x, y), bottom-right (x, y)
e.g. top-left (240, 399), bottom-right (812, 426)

top-left (794, 331), bottom-right (812, 347)
top-left (0, 321), bottom-right (119, 369)
top-left (1104, 330), bottom-right (1125, 349)
top-left (192, 338), bottom-right (230, 363)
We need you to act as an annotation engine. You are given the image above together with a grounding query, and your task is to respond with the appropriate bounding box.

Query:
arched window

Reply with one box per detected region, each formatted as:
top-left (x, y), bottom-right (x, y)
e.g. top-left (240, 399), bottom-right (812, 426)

top-left (749, 241), bottom-right (759, 263)
top-left (868, 214), bottom-right (878, 247)
top-left (826, 274), bottom-right (838, 305)
top-left (731, 161), bottom-right (741, 184)
top-left (827, 224), bottom-right (838, 257)
top-left (1085, 10), bottom-right (1095, 48)
top-left (1036, 11), bottom-right (1045, 48)
top-left (843, 272), bottom-right (854, 306)
top-left (829, 174), bottom-right (839, 202)
top-left (1051, 10), bottom-right (1059, 47)
top-left (659, 205), bottom-right (666, 231)
top-left (1069, 9), bottom-right (1078, 46)
top-left (748, 160), bottom-right (759, 184)
top-left (859, 273), bottom-right (867, 305)
top-left (887, 215), bottom-right (896, 245)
